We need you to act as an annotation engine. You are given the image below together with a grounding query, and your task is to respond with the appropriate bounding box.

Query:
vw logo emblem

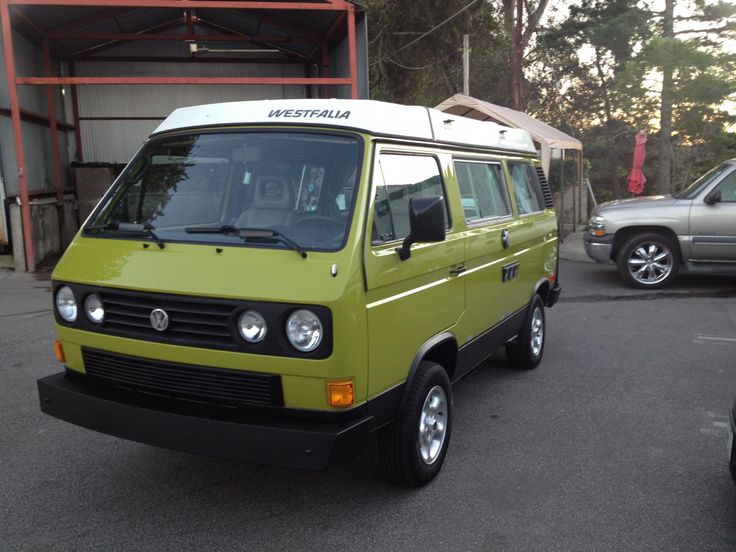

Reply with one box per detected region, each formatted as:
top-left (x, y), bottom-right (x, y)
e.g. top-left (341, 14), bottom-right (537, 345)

top-left (150, 308), bottom-right (169, 331)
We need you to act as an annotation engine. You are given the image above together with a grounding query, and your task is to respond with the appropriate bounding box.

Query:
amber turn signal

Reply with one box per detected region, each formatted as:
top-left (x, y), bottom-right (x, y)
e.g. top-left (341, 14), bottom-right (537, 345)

top-left (327, 381), bottom-right (354, 408)
top-left (592, 229), bottom-right (606, 237)
top-left (53, 340), bottom-right (66, 363)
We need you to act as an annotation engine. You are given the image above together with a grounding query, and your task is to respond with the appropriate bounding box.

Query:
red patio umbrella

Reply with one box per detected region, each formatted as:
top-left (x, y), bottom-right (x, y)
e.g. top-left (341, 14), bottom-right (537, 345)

top-left (627, 130), bottom-right (647, 195)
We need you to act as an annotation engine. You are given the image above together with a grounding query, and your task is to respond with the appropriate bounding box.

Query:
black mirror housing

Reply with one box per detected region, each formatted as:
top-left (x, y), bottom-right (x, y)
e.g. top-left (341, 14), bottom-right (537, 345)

top-left (704, 189), bottom-right (722, 205)
top-left (396, 196), bottom-right (446, 261)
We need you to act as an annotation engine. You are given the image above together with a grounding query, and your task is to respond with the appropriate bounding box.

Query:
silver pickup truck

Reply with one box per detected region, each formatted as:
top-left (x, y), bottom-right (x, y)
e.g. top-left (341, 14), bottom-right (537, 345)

top-left (584, 159), bottom-right (736, 288)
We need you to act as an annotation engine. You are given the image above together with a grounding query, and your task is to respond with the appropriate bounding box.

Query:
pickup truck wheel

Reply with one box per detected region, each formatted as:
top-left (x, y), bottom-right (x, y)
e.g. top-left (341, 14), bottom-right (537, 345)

top-left (506, 294), bottom-right (545, 370)
top-left (377, 361), bottom-right (452, 487)
top-left (617, 233), bottom-right (678, 289)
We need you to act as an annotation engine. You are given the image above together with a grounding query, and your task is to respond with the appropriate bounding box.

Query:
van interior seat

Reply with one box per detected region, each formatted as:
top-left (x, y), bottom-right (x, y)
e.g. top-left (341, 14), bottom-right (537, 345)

top-left (236, 175), bottom-right (294, 227)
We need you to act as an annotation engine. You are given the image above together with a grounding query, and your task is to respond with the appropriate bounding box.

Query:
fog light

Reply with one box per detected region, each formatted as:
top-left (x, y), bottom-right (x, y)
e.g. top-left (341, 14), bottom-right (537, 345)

top-left (84, 294), bottom-right (105, 323)
top-left (328, 381), bottom-right (354, 408)
top-left (53, 340), bottom-right (66, 363)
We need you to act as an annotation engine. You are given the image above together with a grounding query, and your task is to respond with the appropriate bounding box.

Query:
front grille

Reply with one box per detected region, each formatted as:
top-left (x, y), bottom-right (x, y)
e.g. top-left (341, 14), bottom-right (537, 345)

top-left (83, 348), bottom-right (284, 407)
top-left (100, 289), bottom-right (237, 350)
top-left (535, 166), bottom-right (555, 209)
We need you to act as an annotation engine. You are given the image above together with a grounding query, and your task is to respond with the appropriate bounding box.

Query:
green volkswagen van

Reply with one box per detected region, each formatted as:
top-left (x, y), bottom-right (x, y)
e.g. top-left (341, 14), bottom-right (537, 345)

top-left (39, 99), bottom-right (560, 486)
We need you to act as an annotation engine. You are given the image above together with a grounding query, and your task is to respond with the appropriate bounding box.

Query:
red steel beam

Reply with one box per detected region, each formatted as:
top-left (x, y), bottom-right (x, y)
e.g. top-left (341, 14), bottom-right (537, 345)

top-left (68, 62), bottom-right (84, 162)
top-left (51, 32), bottom-right (322, 42)
top-left (73, 55), bottom-right (306, 64)
top-left (49, 7), bottom-right (137, 33)
top-left (306, 11), bottom-right (343, 59)
top-left (17, 76), bottom-right (351, 85)
top-left (72, 16), bottom-right (185, 57)
top-left (193, 16), bottom-right (308, 62)
top-left (1, 0), bottom-right (36, 270)
top-left (7, 1), bottom-right (349, 10)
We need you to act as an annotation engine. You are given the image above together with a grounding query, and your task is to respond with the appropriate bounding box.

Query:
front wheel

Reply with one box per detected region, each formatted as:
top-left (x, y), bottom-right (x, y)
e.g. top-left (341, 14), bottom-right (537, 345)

top-left (506, 294), bottom-right (546, 370)
top-left (377, 361), bottom-right (452, 487)
top-left (617, 233), bottom-right (679, 289)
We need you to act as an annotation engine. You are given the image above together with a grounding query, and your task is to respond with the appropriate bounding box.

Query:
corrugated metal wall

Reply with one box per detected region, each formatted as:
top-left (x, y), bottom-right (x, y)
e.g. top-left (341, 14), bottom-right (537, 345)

top-left (76, 60), bottom-right (310, 163)
top-left (0, 29), bottom-right (71, 247)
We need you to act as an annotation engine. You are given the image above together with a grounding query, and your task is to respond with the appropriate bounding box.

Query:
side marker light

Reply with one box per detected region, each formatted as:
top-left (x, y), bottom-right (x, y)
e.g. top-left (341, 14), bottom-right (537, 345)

top-left (328, 381), bottom-right (354, 408)
top-left (53, 340), bottom-right (66, 363)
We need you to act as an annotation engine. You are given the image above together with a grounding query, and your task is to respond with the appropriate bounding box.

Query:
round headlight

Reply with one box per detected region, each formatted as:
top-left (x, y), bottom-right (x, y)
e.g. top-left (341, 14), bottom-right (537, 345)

top-left (238, 310), bottom-right (267, 343)
top-left (84, 294), bottom-right (105, 323)
top-left (286, 309), bottom-right (323, 352)
top-left (55, 286), bottom-right (77, 322)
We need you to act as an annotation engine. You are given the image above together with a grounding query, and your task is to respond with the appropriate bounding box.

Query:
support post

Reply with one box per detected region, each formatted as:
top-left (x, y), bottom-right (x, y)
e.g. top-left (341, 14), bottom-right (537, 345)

top-left (321, 45), bottom-right (329, 99)
top-left (462, 34), bottom-right (469, 95)
top-left (69, 62), bottom-right (83, 162)
top-left (346, 5), bottom-right (357, 98)
top-left (44, 38), bottom-right (68, 247)
top-left (1, 0), bottom-right (36, 271)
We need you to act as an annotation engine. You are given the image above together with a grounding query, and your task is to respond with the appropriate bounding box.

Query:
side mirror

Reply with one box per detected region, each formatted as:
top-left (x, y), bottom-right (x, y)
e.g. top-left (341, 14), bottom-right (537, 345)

top-left (704, 189), bottom-right (722, 205)
top-left (396, 196), bottom-right (446, 261)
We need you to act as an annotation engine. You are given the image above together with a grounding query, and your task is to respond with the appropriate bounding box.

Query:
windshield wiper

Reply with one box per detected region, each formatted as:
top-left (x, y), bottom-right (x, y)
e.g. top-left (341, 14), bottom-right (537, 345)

top-left (118, 223), bottom-right (166, 249)
top-left (185, 225), bottom-right (307, 258)
top-left (85, 222), bottom-right (166, 249)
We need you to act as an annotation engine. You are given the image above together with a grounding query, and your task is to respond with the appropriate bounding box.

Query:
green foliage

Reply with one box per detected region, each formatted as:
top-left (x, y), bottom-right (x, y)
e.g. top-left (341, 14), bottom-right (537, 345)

top-left (365, 0), bottom-right (736, 202)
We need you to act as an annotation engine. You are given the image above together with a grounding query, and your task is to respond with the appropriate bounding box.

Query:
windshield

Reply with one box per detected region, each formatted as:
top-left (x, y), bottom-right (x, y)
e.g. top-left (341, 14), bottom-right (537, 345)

top-left (672, 162), bottom-right (732, 199)
top-left (86, 131), bottom-right (363, 252)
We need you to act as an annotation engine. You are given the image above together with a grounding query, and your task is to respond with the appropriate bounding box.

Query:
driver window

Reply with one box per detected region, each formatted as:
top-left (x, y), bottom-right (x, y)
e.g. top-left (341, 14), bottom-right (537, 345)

top-left (371, 153), bottom-right (449, 244)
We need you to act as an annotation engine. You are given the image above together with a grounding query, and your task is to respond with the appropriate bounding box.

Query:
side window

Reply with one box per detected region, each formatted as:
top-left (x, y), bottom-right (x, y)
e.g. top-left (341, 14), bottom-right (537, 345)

top-left (454, 161), bottom-right (511, 222)
top-left (372, 153), bottom-right (449, 243)
top-left (715, 171), bottom-right (736, 202)
top-left (508, 162), bottom-right (544, 215)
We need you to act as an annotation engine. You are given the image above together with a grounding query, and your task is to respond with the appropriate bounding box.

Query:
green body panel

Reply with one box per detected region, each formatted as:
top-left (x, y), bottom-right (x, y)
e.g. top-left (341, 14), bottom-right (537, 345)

top-left (362, 149), bottom-right (557, 397)
top-left (51, 127), bottom-right (558, 415)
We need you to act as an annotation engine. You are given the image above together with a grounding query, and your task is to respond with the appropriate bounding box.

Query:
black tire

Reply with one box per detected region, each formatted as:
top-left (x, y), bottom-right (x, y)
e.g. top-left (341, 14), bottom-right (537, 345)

top-left (506, 294), bottom-right (546, 370)
top-left (377, 361), bottom-right (452, 487)
top-left (617, 232), bottom-right (679, 289)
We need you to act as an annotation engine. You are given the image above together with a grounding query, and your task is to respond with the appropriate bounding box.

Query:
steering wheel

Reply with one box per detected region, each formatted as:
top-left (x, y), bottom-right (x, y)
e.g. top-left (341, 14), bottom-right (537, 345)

top-left (294, 215), bottom-right (343, 228)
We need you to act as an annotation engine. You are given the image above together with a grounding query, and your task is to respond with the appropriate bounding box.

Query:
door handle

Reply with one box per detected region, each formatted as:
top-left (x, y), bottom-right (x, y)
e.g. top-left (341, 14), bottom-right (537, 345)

top-left (450, 265), bottom-right (467, 276)
top-left (501, 228), bottom-right (510, 249)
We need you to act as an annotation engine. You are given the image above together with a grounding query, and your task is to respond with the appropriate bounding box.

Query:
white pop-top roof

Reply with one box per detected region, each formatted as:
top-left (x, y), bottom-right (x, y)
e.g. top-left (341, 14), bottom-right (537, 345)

top-left (153, 99), bottom-right (537, 155)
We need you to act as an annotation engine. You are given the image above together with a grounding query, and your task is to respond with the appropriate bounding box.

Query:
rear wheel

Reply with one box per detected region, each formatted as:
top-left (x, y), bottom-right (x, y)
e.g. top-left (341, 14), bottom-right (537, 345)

top-left (377, 361), bottom-right (452, 487)
top-left (506, 294), bottom-right (546, 370)
top-left (617, 233), bottom-right (678, 289)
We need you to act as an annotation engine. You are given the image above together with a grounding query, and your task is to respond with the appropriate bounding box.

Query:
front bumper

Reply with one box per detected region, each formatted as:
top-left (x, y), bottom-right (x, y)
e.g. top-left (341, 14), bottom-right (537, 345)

top-left (38, 371), bottom-right (399, 470)
top-left (583, 233), bottom-right (614, 263)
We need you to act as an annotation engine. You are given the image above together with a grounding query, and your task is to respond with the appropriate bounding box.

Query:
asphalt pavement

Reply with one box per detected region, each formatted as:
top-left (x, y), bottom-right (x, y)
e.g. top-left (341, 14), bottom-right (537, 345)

top-left (3, 241), bottom-right (736, 551)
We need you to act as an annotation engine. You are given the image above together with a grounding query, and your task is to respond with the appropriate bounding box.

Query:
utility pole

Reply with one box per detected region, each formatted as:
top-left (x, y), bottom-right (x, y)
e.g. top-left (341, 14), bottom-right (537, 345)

top-left (463, 34), bottom-right (470, 95)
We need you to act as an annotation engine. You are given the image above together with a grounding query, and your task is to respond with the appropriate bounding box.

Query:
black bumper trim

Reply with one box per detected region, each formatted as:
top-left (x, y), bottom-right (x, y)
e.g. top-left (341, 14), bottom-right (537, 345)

top-left (546, 283), bottom-right (562, 307)
top-left (38, 372), bottom-right (400, 470)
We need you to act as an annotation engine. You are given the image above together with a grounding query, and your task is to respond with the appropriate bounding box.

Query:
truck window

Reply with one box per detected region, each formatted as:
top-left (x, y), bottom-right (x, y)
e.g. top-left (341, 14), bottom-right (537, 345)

top-left (508, 162), bottom-right (544, 215)
top-left (372, 154), bottom-right (449, 243)
top-left (454, 160), bottom-right (511, 222)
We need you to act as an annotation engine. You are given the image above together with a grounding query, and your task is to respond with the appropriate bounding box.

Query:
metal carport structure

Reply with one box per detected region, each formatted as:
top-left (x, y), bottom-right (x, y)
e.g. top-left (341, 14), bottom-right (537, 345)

top-left (0, 0), bottom-right (366, 271)
top-left (437, 94), bottom-right (585, 235)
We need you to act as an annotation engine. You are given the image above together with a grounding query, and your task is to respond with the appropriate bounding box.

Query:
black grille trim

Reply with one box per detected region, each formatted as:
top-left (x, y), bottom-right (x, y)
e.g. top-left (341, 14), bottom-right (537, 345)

top-left (535, 166), bottom-right (555, 209)
top-left (82, 348), bottom-right (284, 407)
top-left (53, 283), bottom-right (333, 359)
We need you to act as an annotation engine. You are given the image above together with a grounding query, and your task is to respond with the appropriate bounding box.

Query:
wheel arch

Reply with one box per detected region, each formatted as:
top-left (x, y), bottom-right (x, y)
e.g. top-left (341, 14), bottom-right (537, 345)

top-left (395, 332), bottom-right (458, 416)
top-left (612, 226), bottom-right (683, 263)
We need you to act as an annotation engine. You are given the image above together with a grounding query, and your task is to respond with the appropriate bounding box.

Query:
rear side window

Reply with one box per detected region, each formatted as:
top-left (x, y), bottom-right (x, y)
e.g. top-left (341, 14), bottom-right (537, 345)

top-left (454, 161), bottom-right (511, 222)
top-left (508, 162), bottom-right (544, 215)
top-left (372, 154), bottom-right (450, 243)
